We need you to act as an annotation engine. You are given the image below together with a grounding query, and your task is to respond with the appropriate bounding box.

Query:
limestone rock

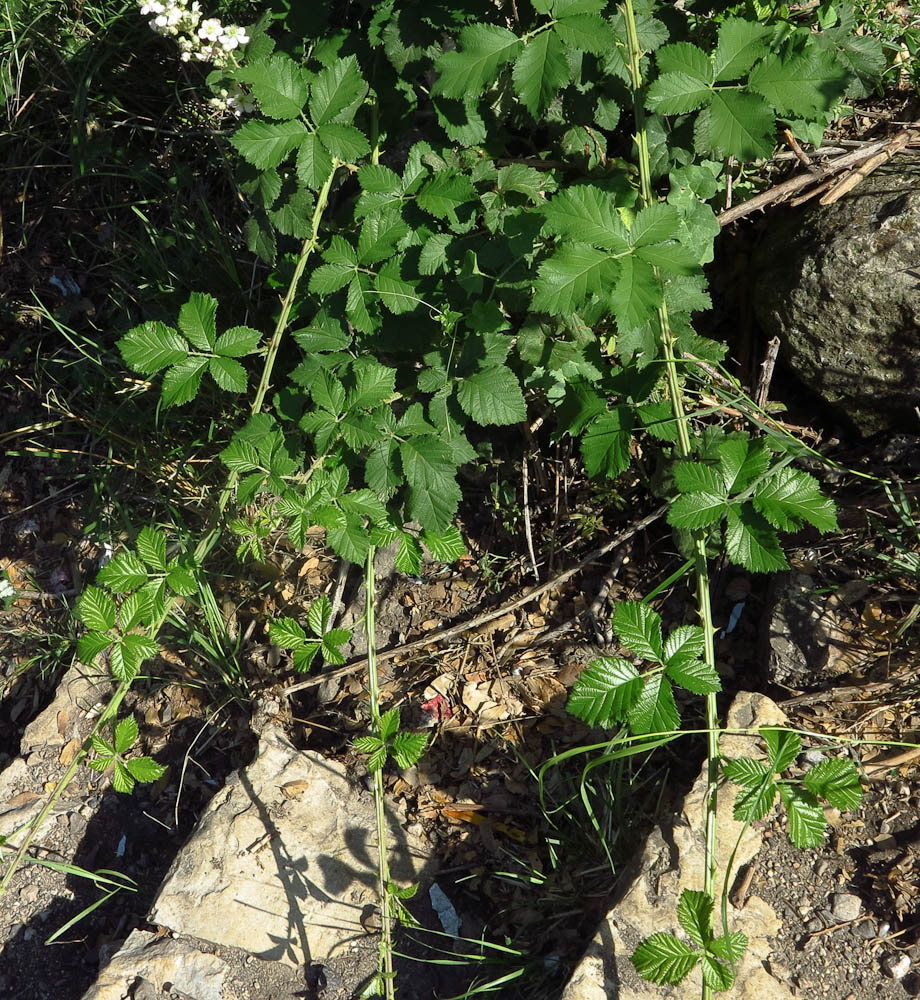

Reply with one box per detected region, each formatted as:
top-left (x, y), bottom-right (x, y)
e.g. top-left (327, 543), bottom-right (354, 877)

top-left (81, 930), bottom-right (233, 1000)
top-left (751, 158), bottom-right (920, 435)
top-left (20, 663), bottom-right (110, 753)
top-left (149, 726), bottom-right (433, 966)
top-left (562, 692), bottom-right (794, 1000)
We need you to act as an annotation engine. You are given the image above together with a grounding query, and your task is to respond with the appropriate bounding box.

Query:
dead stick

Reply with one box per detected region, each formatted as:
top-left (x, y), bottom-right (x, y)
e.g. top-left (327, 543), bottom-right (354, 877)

top-left (819, 128), bottom-right (918, 205)
top-left (282, 504), bottom-right (668, 695)
top-left (754, 336), bottom-right (781, 410)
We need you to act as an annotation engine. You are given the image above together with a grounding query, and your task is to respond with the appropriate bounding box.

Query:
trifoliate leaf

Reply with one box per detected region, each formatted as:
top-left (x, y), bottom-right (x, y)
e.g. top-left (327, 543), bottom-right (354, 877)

top-left (631, 932), bottom-right (699, 986)
top-left (647, 71), bottom-right (712, 115)
top-left (114, 715), bottom-right (139, 754)
top-left (209, 357), bottom-right (247, 393)
top-left (752, 466), bottom-right (838, 533)
top-left (231, 119), bottom-right (307, 170)
top-left (292, 641), bottom-right (322, 672)
top-left (309, 55), bottom-right (367, 126)
top-left (392, 731), bottom-right (429, 770)
top-left (779, 784), bottom-right (826, 848)
top-left (712, 17), bottom-right (771, 81)
top-left (97, 551), bottom-right (148, 593)
top-left (695, 90), bottom-right (775, 161)
top-left (111, 634), bottom-right (159, 681)
top-left (724, 504), bottom-right (788, 572)
top-left (581, 407), bottom-right (633, 479)
top-left (709, 930), bottom-right (748, 963)
top-left (566, 656), bottom-right (643, 728)
top-left (380, 706), bottom-right (401, 743)
top-left (322, 628), bottom-right (351, 664)
top-left (328, 514), bottom-right (372, 563)
top-left (456, 365), bottom-right (526, 426)
top-left (762, 727), bottom-right (801, 773)
top-left (803, 758), bottom-right (863, 811)
top-left (677, 888), bottom-right (713, 948)
top-left (349, 359), bottom-right (396, 411)
top-left (297, 132), bottom-right (335, 190)
top-left (401, 438), bottom-right (462, 532)
top-left (161, 356), bottom-right (208, 407)
top-left (346, 275), bottom-right (375, 332)
top-left (214, 325), bottom-right (262, 358)
top-left (512, 30), bottom-right (570, 117)
top-left (78, 586), bottom-right (117, 632)
top-left (315, 123), bottom-right (370, 162)
top-left (433, 24), bottom-right (522, 100)
top-left (112, 762), bottom-right (135, 794)
top-left (118, 322), bottom-right (188, 375)
top-left (612, 602), bottom-right (664, 663)
top-left (239, 54), bottom-right (309, 119)
top-left (178, 292), bottom-right (217, 351)
top-left (627, 673), bottom-right (679, 735)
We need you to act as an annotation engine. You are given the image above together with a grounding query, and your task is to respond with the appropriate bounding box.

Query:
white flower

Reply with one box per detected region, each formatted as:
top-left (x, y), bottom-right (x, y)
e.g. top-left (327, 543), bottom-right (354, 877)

top-left (139, 1), bottom-right (165, 15)
top-left (219, 24), bottom-right (249, 50)
top-left (198, 17), bottom-right (223, 41)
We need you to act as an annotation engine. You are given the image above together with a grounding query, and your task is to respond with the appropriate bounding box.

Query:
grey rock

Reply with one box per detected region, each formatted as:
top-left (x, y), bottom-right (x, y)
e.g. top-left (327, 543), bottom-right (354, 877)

top-left (854, 919), bottom-right (877, 940)
top-left (883, 953), bottom-right (911, 980)
top-left (752, 158), bottom-right (920, 436)
top-left (149, 725), bottom-right (433, 966)
top-left (20, 663), bottom-right (110, 753)
top-left (561, 692), bottom-right (794, 1000)
top-left (830, 892), bottom-right (862, 922)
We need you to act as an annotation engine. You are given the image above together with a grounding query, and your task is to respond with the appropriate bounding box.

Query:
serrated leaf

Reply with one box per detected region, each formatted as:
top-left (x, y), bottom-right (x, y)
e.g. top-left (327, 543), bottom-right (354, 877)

top-left (239, 53), bottom-right (309, 118)
top-left (346, 275), bottom-right (375, 333)
top-left (627, 673), bottom-right (679, 735)
top-left (512, 30), bottom-right (569, 117)
top-left (612, 602), bottom-right (664, 663)
top-left (358, 208), bottom-right (409, 265)
top-left (209, 356), bottom-right (248, 393)
top-left (665, 657), bottom-right (721, 695)
top-left (566, 656), bottom-right (643, 728)
top-left (752, 467), bottom-right (838, 533)
top-left (663, 625), bottom-right (705, 665)
top-left (77, 586), bottom-right (116, 632)
top-left (392, 731), bottom-right (428, 769)
top-left (316, 122), bottom-right (370, 162)
top-left (136, 527), bottom-right (166, 572)
top-left (400, 437), bottom-right (461, 532)
top-left (748, 49), bottom-right (848, 117)
top-left (701, 954), bottom-right (735, 992)
top-left (762, 728), bottom-right (801, 773)
top-left (91, 733), bottom-right (114, 757)
top-left (419, 233), bottom-right (452, 275)
top-left (712, 17), bottom-right (771, 81)
top-left (367, 742), bottom-right (388, 772)
top-left (581, 407), bottom-right (633, 480)
top-left (115, 715), bottom-right (139, 754)
top-left (269, 617), bottom-right (308, 648)
top-left (677, 889), bottom-right (713, 948)
top-left (380, 706), bottom-right (401, 742)
top-left (434, 24), bottom-right (522, 100)
top-left (78, 631), bottom-right (114, 663)
top-left (178, 292), bottom-right (217, 351)
top-left (723, 756), bottom-right (772, 789)
top-left (309, 261), bottom-right (355, 296)
top-left (118, 322), bottom-right (188, 375)
top-left (780, 784), bottom-right (826, 848)
top-left (540, 186), bottom-right (629, 251)
top-left (534, 243), bottom-right (617, 315)
top-left (421, 527), bottom-right (466, 562)
top-left (310, 55), bottom-right (367, 126)
top-left (709, 930), bottom-right (748, 963)
top-left (631, 932), bottom-right (699, 986)
top-left (161, 356), bottom-right (208, 408)
top-left (417, 171), bottom-right (476, 223)
top-left (231, 118), bottom-right (307, 170)
top-left (668, 491), bottom-right (726, 530)
top-left (803, 758), bottom-right (863, 811)
top-left (297, 132), bottom-right (335, 189)
top-left (308, 594), bottom-right (333, 636)
top-left (554, 12), bottom-right (615, 55)
top-left (456, 365), bottom-right (526, 426)
top-left (395, 533), bottom-right (423, 575)
top-left (610, 255), bottom-right (662, 331)
top-left (321, 628), bottom-right (350, 664)
top-left (354, 736), bottom-right (383, 754)
top-left (112, 762), bottom-right (135, 794)
top-left (126, 757), bottom-right (167, 783)
top-left (311, 371), bottom-right (346, 414)
top-left (695, 90), bottom-right (775, 161)
top-left (729, 767), bottom-right (777, 822)
top-left (97, 551), bottom-right (149, 593)
top-left (647, 68), bottom-right (713, 115)
top-left (718, 436), bottom-right (770, 494)
top-left (327, 513), bottom-right (371, 563)
top-left (725, 504), bottom-right (788, 572)
top-left (214, 326), bottom-right (262, 357)
top-left (111, 634), bottom-right (158, 682)
top-left (374, 259), bottom-right (419, 314)
top-left (292, 641), bottom-right (322, 672)
top-left (166, 561), bottom-right (197, 596)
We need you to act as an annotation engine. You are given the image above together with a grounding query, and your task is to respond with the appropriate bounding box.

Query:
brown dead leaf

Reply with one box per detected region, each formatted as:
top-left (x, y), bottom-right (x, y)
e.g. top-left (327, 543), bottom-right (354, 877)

top-left (281, 779), bottom-right (311, 798)
top-left (56, 710), bottom-right (69, 738)
top-left (59, 738), bottom-right (82, 766)
top-left (6, 791), bottom-right (42, 809)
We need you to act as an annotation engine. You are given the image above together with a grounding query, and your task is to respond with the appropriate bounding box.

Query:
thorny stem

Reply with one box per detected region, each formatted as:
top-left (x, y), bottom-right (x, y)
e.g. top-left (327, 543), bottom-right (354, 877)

top-left (0, 167), bottom-right (340, 903)
top-left (621, 3), bottom-right (721, 998)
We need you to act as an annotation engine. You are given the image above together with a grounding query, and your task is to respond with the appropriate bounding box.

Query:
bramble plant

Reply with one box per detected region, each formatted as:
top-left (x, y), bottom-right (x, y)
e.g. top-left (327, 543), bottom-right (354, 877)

top-left (2, 0), bottom-right (889, 995)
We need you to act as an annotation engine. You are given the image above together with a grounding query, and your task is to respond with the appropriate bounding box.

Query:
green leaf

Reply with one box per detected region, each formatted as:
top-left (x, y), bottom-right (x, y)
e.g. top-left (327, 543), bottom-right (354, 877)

top-left (97, 551), bottom-right (148, 593)
top-left (725, 504), bottom-right (788, 572)
top-left (321, 629), bottom-right (350, 664)
top-left (718, 437), bottom-right (770, 494)
top-left (610, 255), bottom-right (661, 331)
top-left (297, 132), bottom-right (335, 189)
top-left (269, 617), bottom-right (308, 648)
top-left (724, 756), bottom-right (773, 788)
top-left (118, 322), bottom-right (188, 375)
top-left (119, 590), bottom-right (150, 631)
top-left (316, 122), bottom-right (370, 162)
top-left (540, 186), bottom-right (629, 251)
top-left (166, 561), bottom-right (197, 596)
top-left (512, 30), bottom-right (569, 117)
top-left (395, 533), bottom-right (423, 576)
top-left (308, 593), bottom-right (333, 637)
top-left (214, 326), bottom-right (262, 357)
top-left (358, 208), bottom-right (409, 265)
top-left (456, 365), bottom-right (526, 426)
top-left (649, 42), bottom-right (713, 113)
top-left (803, 758), bottom-right (863, 811)
top-left (327, 514), bottom-right (372, 563)
top-left (392, 731), bottom-right (429, 769)
top-left (375, 259), bottom-right (419, 314)
top-left (709, 930), bottom-right (748, 963)
top-left (209, 356), bottom-right (248, 393)
top-left (111, 634), bottom-right (158, 681)
top-left (78, 631), bottom-right (114, 663)
top-left (114, 715), bottom-right (139, 754)
top-left (421, 527), bottom-right (466, 562)
top-left (417, 171), bottom-right (476, 223)
top-left (91, 733), bottom-right (114, 757)
top-left (232, 118), bottom-right (307, 170)
top-left (701, 954), bottom-right (735, 992)
top-left (695, 90), bottom-right (775, 161)
top-left (380, 706), bottom-right (401, 742)
top-left (627, 673), bottom-right (679, 735)
top-left (663, 625), bottom-right (705, 665)
top-left (665, 657), bottom-right (721, 695)
top-left (400, 437), bottom-right (461, 532)
top-left (727, 765), bottom-right (776, 822)
top-left (612, 602), bottom-right (664, 663)
top-left (712, 17), bottom-right (771, 81)
top-left (161, 356), bottom-right (208, 407)
top-left (434, 24), bottom-right (522, 100)
top-left (419, 233), bottom-right (452, 275)
top-left (136, 527), bottom-right (167, 572)
top-left (292, 641), bottom-right (323, 672)
top-left (367, 742), bottom-right (388, 772)
top-left (668, 491), bottom-right (726, 530)
top-left (780, 784), bottom-right (826, 848)
top-left (748, 49), bottom-right (848, 117)
top-left (533, 243), bottom-right (617, 315)
top-left (126, 757), bottom-right (167, 783)
top-left (310, 55), bottom-right (367, 126)
top-left (631, 932), bottom-right (699, 986)
top-left (309, 261), bottom-right (355, 296)
top-left (346, 275), bottom-right (375, 333)
top-left (677, 889), bottom-right (713, 949)
top-left (581, 407), bottom-right (633, 480)
top-left (77, 586), bottom-right (116, 632)
top-left (311, 371), bottom-right (346, 414)
top-left (554, 12), bottom-right (615, 55)
top-left (752, 467), bottom-right (838, 533)
top-left (112, 762), bottom-right (135, 794)
top-left (566, 656), bottom-right (643, 728)
top-left (354, 735), bottom-right (383, 754)
top-left (178, 292), bottom-right (217, 351)
top-left (762, 728), bottom-right (801, 773)
top-left (240, 53), bottom-right (309, 118)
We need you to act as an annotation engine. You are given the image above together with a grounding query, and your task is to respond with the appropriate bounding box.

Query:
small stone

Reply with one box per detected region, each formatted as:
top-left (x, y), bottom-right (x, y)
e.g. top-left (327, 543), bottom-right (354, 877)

top-left (879, 921), bottom-right (891, 938)
top-left (831, 892), bottom-right (862, 921)
top-left (19, 884), bottom-right (39, 905)
top-left (854, 919), bottom-right (877, 939)
top-left (814, 859), bottom-right (830, 876)
top-left (803, 749), bottom-right (826, 765)
top-left (806, 918), bottom-right (824, 933)
top-left (797, 903), bottom-right (811, 918)
top-left (883, 953), bottom-right (911, 980)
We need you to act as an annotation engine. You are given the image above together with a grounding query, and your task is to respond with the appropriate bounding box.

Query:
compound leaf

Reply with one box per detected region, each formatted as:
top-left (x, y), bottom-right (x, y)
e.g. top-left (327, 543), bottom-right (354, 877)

top-left (434, 24), bottom-right (522, 100)
top-left (566, 656), bottom-right (643, 728)
top-left (780, 784), bottom-right (826, 848)
top-left (178, 292), bottom-right (217, 351)
top-left (612, 601), bottom-right (664, 663)
top-left (803, 758), bottom-right (863, 811)
top-left (631, 933), bottom-right (699, 986)
top-left (310, 55), bottom-right (367, 126)
top-left (627, 673), bottom-right (679, 735)
top-left (161, 356), bottom-right (209, 407)
top-left (581, 407), bottom-right (632, 479)
top-left (118, 322), bottom-right (188, 375)
top-left (232, 118), bottom-right (307, 170)
top-left (724, 504), bottom-right (788, 572)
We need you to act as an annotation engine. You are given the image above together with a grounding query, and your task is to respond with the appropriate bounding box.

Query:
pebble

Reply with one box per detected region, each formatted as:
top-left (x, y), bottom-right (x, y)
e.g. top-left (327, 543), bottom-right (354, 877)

top-left (814, 859), bottom-right (830, 876)
top-left (883, 953), bottom-right (911, 980)
top-left (18, 885), bottom-right (39, 905)
top-left (806, 917), bottom-right (824, 933)
top-left (830, 892), bottom-right (862, 921)
top-left (854, 919), bottom-right (877, 940)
